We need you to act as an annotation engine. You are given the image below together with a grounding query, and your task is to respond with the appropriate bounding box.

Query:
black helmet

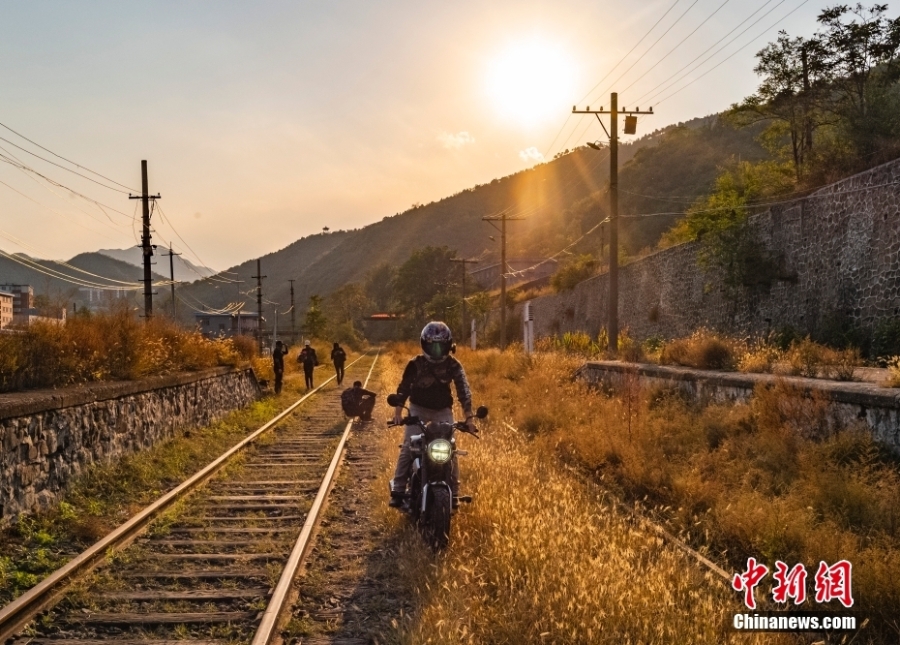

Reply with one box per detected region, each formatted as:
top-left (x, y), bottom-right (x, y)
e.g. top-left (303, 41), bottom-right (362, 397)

top-left (420, 321), bottom-right (452, 361)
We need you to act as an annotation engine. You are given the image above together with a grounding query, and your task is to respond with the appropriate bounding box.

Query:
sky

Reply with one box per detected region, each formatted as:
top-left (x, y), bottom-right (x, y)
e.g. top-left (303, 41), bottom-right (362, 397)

top-left (0, 0), bottom-right (875, 272)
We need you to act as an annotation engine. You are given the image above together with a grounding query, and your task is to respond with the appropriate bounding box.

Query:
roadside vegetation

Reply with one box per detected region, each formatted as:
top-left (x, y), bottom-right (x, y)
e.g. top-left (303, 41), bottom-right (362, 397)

top-left (0, 366), bottom-right (327, 605)
top-left (374, 345), bottom-right (797, 644)
top-left (0, 306), bottom-right (256, 393)
top-left (412, 346), bottom-right (897, 643)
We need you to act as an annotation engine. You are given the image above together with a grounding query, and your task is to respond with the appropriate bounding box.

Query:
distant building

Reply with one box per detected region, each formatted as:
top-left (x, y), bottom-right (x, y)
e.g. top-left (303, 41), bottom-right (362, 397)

top-left (0, 291), bottom-right (13, 329)
top-left (0, 284), bottom-right (34, 316)
top-left (195, 311), bottom-right (261, 338)
top-left (77, 287), bottom-right (129, 311)
top-left (14, 307), bottom-right (67, 327)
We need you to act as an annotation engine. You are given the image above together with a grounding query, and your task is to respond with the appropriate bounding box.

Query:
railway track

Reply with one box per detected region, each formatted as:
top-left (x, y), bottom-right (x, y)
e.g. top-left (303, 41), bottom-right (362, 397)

top-left (0, 351), bottom-right (381, 645)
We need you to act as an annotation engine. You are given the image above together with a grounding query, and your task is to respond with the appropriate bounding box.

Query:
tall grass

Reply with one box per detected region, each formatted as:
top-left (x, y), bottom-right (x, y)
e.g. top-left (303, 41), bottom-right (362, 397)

top-left (374, 347), bottom-right (791, 644)
top-left (0, 308), bottom-right (255, 392)
top-left (444, 349), bottom-right (899, 642)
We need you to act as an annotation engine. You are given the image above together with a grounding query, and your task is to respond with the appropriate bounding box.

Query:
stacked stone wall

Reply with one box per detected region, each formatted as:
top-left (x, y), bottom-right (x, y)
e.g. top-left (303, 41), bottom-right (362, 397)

top-left (0, 367), bottom-right (259, 524)
top-left (519, 157), bottom-right (900, 342)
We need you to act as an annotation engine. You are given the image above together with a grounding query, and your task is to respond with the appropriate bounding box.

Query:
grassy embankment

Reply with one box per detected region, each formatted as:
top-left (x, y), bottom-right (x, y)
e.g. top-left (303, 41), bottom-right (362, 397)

top-left (0, 351), bottom-right (353, 606)
top-left (371, 345), bottom-right (797, 644)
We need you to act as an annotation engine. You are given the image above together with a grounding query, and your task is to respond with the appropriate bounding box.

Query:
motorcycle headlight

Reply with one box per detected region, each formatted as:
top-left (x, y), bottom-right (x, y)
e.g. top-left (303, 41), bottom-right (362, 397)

top-left (426, 438), bottom-right (452, 464)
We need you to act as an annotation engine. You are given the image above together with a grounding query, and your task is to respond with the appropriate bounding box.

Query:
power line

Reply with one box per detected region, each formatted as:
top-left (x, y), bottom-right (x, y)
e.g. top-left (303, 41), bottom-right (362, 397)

top-left (617, 0), bottom-right (734, 96)
top-left (629, 0), bottom-right (782, 105)
top-left (547, 0), bottom-right (686, 159)
top-left (0, 135), bottom-right (132, 194)
top-left (654, 0), bottom-right (812, 107)
top-left (0, 120), bottom-right (138, 192)
top-left (154, 203), bottom-right (237, 283)
top-left (0, 151), bottom-right (133, 220)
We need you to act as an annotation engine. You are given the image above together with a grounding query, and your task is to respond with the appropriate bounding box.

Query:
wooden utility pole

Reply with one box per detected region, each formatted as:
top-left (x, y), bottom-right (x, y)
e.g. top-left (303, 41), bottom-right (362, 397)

top-left (450, 258), bottom-right (479, 344)
top-left (129, 160), bottom-right (160, 320)
top-left (288, 279), bottom-right (296, 346)
top-left (482, 211), bottom-right (524, 350)
top-left (252, 259), bottom-right (267, 354)
top-left (573, 95), bottom-right (654, 354)
top-left (162, 243), bottom-right (181, 319)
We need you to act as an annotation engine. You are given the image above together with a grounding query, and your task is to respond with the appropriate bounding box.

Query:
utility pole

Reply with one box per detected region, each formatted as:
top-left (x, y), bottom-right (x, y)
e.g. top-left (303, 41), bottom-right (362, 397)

top-left (162, 242), bottom-right (181, 319)
top-left (573, 95), bottom-right (654, 354)
top-left (450, 258), bottom-right (479, 344)
top-left (252, 259), bottom-right (267, 354)
top-left (129, 160), bottom-right (161, 320)
top-left (288, 279), bottom-right (296, 346)
top-left (482, 211), bottom-right (524, 350)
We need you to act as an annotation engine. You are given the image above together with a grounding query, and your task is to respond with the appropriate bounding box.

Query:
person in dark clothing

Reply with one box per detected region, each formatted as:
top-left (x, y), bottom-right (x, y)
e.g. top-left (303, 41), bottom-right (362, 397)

top-left (341, 380), bottom-right (376, 420)
top-left (297, 340), bottom-right (319, 390)
top-left (389, 321), bottom-right (476, 508)
top-left (331, 342), bottom-right (347, 385)
top-left (272, 339), bottom-right (289, 394)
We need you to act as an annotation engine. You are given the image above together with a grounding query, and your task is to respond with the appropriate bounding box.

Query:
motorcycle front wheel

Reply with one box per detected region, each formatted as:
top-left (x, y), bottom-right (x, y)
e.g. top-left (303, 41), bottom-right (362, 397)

top-left (424, 487), bottom-right (452, 551)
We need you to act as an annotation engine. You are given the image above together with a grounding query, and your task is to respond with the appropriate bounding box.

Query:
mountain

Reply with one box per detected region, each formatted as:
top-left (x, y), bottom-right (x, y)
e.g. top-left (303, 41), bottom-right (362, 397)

top-left (0, 250), bottom-right (168, 310)
top-left (98, 247), bottom-right (217, 283)
top-left (178, 114), bottom-right (768, 324)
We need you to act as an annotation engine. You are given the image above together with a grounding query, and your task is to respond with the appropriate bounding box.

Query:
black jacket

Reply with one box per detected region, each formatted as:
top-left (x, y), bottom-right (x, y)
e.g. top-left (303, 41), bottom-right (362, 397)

top-left (395, 355), bottom-right (473, 416)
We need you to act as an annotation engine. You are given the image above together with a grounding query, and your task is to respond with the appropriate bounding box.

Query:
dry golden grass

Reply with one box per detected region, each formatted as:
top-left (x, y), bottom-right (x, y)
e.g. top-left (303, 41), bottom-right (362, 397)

top-left (659, 328), bottom-right (741, 370)
top-left (0, 307), bottom-right (256, 392)
top-left (372, 347), bottom-right (794, 644)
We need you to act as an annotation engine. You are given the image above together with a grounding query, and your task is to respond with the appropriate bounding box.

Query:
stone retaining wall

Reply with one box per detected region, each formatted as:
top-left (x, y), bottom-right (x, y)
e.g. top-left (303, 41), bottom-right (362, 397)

top-left (515, 156), bottom-right (900, 342)
top-left (577, 361), bottom-right (900, 454)
top-left (0, 367), bottom-right (259, 524)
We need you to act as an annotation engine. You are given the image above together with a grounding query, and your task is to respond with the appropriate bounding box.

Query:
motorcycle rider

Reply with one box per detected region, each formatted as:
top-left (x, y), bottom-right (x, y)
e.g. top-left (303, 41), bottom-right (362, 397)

top-left (390, 321), bottom-right (477, 509)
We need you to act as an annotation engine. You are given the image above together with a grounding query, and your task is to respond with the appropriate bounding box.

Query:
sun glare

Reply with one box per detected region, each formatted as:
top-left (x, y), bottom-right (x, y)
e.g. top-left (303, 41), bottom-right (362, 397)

top-left (486, 39), bottom-right (576, 128)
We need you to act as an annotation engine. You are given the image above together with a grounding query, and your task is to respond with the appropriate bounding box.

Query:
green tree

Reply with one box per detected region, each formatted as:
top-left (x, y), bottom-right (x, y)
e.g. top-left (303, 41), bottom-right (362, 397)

top-left (364, 263), bottom-right (398, 312)
top-left (730, 31), bottom-right (831, 180)
top-left (303, 295), bottom-right (328, 339)
top-left (394, 246), bottom-right (459, 324)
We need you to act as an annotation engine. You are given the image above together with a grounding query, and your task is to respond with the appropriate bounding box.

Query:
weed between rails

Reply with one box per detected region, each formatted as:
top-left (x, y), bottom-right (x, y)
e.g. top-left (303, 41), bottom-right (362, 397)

top-left (373, 347), bottom-right (788, 644)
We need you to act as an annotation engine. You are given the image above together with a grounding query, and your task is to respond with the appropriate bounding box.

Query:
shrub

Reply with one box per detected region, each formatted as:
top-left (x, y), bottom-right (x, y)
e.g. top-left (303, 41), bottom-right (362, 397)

top-left (737, 342), bottom-right (781, 373)
top-left (550, 254), bottom-right (597, 292)
top-left (0, 309), bottom-right (256, 393)
top-left (659, 329), bottom-right (738, 370)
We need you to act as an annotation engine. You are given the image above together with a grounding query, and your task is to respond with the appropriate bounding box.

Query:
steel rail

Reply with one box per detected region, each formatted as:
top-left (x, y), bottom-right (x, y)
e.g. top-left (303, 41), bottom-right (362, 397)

top-left (251, 349), bottom-right (380, 645)
top-left (0, 351), bottom-right (373, 643)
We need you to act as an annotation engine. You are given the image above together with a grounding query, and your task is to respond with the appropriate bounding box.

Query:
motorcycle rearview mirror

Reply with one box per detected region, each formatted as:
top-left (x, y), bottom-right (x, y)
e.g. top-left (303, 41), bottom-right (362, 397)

top-left (386, 393), bottom-right (404, 407)
top-left (475, 406), bottom-right (488, 419)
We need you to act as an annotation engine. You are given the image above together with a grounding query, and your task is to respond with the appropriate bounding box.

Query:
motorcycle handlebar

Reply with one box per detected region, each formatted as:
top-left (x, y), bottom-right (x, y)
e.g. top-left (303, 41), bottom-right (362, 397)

top-left (385, 417), bottom-right (481, 438)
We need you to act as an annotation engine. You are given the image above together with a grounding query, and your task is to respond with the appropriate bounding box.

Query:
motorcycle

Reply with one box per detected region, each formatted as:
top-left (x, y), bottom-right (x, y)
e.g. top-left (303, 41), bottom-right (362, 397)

top-left (386, 393), bottom-right (488, 550)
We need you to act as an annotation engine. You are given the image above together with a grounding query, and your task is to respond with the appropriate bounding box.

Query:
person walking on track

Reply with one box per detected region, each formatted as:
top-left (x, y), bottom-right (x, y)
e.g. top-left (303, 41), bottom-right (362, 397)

top-left (297, 340), bottom-right (319, 390)
top-left (331, 342), bottom-right (347, 385)
top-left (272, 339), bottom-right (289, 394)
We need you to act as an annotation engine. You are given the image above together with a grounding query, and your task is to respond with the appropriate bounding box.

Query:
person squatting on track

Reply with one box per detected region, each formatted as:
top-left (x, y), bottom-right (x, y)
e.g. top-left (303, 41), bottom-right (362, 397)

top-left (272, 339), bottom-right (289, 394)
top-left (389, 321), bottom-right (476, 508)
top-left (297, 340), bottom-right (319, 390)
top-left (341, 380), bottom-right (376, 421)
top-left (331, 342), bottom-right (347, 385)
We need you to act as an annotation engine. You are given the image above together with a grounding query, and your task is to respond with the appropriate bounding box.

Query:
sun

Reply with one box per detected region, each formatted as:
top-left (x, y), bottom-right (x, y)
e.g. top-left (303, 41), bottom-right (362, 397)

top-left (486, 38), bottom-right (577, 128)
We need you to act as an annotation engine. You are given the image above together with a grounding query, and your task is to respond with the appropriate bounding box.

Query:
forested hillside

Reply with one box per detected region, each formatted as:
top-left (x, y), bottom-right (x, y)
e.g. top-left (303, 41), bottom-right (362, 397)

top-left (179, 116), bottom-right (767, 323)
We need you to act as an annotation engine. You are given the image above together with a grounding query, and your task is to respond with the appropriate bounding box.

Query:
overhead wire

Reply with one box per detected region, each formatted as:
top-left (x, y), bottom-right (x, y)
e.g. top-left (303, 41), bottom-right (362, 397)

top-left (154, 202), bottom-right (238, 283)
top-left (546, 0), bottom-right (686, 159)
top-left (0, 119), bottom-right (139, 192)
top-left (0, 135), bottom-right (132, 194)
top-left (617, 0), bottom-right (734, 96)
top-left (629, 0), bottom-right (781, 105)
top-left (653, 0), bottom-right (812, 107)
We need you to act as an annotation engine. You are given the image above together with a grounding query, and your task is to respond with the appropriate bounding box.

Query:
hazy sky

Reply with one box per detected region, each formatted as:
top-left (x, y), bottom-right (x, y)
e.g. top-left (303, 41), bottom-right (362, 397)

top-left (0, 0), bottom-right (866, 271)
